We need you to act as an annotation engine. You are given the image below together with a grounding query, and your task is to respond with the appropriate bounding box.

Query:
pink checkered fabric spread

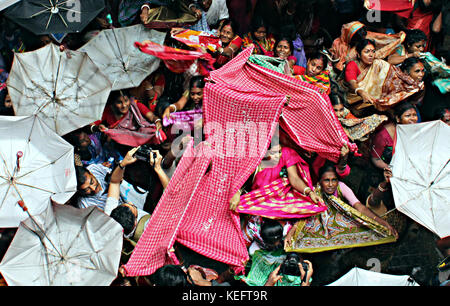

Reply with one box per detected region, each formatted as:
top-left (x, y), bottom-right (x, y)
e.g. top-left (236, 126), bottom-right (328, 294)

top-left (122, 82), bottom-right (286, 276)
top-left (209, 47), bottom-right (357, 163)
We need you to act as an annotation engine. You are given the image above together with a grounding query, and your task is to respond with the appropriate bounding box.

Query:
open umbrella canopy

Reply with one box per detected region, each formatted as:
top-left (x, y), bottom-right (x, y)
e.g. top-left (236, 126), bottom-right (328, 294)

top-left (390, 121), bottom-right (450, 238)
top-left (0, 202), bottom-right (123, 286)
top-left (7, 43), bottom-right (112, 136)
top-left (78, 24), bottom-right (166, 91)
top-left (3, 0), bottom-right (105, 35)
top-left (0, 115), bottom-right (76, 228)
top-left (327, 267), bottom-right (419, 286)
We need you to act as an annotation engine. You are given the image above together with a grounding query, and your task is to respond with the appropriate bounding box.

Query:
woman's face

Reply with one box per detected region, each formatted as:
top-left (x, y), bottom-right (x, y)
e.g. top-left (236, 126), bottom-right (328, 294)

top-left (306, 58), bottom-right (324, 77)
top-left (77, 132), bottom-right (91, 149)
top-left (113, 95), bottom-right (130, 115)
top-left (275, 40), bottom-right (291, 59)
top-left (4, 94), bottom-right (12, 108)
top-left (441, 110), bottom-right (450, 126)
top-left (333, 103), bottom-right (345, 119)
top-left (408, 62), bottom-right (425, 82)
top-left (397, 108), bottom-right (418, 124)
top-left (408, 40), bottom-right (426, 54)
top-left (319, 171), bottom-right (339, 195)
top-left (219, 25), bottom-right (235, 45)
top-left (359, 43), bottom-right (375, 66)
top-left (253, 26), bottom-right (267, 42)
top-left (190, 86), bottom-right (203, 105)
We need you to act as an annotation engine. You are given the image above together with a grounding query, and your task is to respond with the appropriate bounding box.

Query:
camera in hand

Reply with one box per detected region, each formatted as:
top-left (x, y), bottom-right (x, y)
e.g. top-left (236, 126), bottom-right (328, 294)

top-left (279, 252), bottom-right (308, 277)
top-left (133, 144), bottom-right (156, 163)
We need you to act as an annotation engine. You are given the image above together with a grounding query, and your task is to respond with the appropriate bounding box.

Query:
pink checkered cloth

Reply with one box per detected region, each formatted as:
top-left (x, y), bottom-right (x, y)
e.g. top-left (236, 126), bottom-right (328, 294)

top-left (122, 82), bottom-right (287, 277)
top-left (209, 47), bottom-right (357, 163)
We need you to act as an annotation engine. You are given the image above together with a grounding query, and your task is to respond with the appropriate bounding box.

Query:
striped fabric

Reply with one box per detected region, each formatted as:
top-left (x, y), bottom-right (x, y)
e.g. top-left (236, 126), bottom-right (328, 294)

top-left (122, 81), bottom-right (287, 277)
top-left (209, 47), bottom-right (357, 163)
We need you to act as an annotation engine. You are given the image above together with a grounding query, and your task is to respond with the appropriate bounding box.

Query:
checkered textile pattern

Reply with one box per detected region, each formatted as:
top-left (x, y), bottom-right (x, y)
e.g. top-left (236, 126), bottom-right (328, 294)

top-left (122, 83), bottom-right (286, 276)
top-left (122, 140), bottom-right (213, 276)
top-left (135, 41), bottom-right (215, 74)
top-left (209, 47), bottom-right (357, 163)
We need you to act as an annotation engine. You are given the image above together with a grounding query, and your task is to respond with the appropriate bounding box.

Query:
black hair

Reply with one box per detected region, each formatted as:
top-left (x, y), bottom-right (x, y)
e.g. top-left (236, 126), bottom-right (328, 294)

top-left (394, 101), bottom-right (416, 120)
top-left (400, 56), bottom-right (424, 74)
top-left (329, 93), bottom-right (344, 106)
top-left (318, 161), bottom-right (337, 181)
top-left (110, 205), bottom-right (136, 236)
top-left (433, 107), bottom-right (450, 121)
top-left (308, 51), bottom-right (329, 70)
top-left (107, 90), bottom-right (129, 105)
top-left (75, 166), bottom-right (89, 191)
top-left (356, 38), bottom-right (376, 56)
top-left (349, 27), bottom-right (367, 47)
top-left (260, 218), bottom-right (283, 246)
top-left (404, 29), bottom-right (427, 50)
top-left (219, 19), bottom-right (237, 36)
top-left (274, 37), bottom-right (294, 57)
top-left (250, 15), bottom-right (267, 34)
top-left (189, 75), bottom-right (205, 90)
top-left (148, 265), bottom-right (190, 286)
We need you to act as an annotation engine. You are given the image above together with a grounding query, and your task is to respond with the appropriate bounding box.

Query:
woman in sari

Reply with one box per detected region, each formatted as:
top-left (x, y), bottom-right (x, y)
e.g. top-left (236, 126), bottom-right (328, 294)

top-left (90, 90), bottom-right (165, 147)
top-left (293, 51), bottom-right (331, 95)
top-left (388, 29), bottom-right (428, 65)
top-left (330, 93), bottom-right (388, 142)
top-left (161, 75), bottom-right (204, 134)
top-left (242, 16), bottom-right (276, 56)
top-left (370, 102), bottom-right (418, 172)
top-left (273, 37), bottom-right (297, 71)
top-left (329, 21), bottom-right (406, 72)
top-left (211, 19), bottom-right (242, 69)
top-left (285, 163), bottom-right (398, 253)
top-left (230, 142), bottom-right (326, 220)
top-left (344, 39), bottom-right (424, 111)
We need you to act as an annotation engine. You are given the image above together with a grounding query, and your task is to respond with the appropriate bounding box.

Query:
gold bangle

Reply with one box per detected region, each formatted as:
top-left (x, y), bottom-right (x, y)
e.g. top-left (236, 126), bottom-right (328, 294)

top-left (303, 187), bottom-right (311, 195)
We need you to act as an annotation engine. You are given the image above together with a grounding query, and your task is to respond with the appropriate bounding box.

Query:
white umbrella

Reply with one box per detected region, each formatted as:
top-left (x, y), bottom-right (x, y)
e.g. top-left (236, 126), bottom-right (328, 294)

top-left (0, 115), bottom-right (76, 228)
top-left (78, 24), bottom-right (166, 91)
top-left (326, 267), bottom-right (419, 286)
top-left (390, 120), bottom-right (450, 238)
top-left (0, 202), bottom-right (123, 286)
top-left (7, 43), bottom-right (112, 136)
top-left (0, 0), bottom-right (20, 11)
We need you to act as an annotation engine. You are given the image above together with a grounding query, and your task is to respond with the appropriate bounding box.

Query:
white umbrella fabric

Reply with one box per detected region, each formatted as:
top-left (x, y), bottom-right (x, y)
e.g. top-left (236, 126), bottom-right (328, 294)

top-left (7, 43), bottom-right (112, 136)
top-left (0, 0), bottom-right (21, 11)
top-left (0, 115), bottom-right (76, 228)
top-left (390, 120), bottom-right (450, 238)
top-left (327, 267), bottom-right (419, 286)
top-left (0, 202), bottom-right (123, 286)
top-left (78, 24), bottom-right (166, 91)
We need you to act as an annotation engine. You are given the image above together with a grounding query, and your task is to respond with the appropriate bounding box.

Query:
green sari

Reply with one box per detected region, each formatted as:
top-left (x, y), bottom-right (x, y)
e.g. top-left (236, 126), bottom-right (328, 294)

top-left (285, 186), bottom-right (396, 253)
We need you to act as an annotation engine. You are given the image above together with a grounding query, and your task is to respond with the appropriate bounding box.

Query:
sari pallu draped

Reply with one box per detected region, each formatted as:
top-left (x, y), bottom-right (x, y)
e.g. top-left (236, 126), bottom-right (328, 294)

top-left (162, 107), bottom-right (203, 131)
top-left (242, 33), bottom-right (276, 56)
top-left (104, 99), bottom-right (163, 147)
top-left (294, 71), bottom-right (331, 95)
top-left (345, 59), bottom-right (425, 111)
top-left (339, 108), bottom-right (388, 142)
top-left (285, 186), bottom-right (396, 253)
top-left (236, 177), bottom-right (327, 219)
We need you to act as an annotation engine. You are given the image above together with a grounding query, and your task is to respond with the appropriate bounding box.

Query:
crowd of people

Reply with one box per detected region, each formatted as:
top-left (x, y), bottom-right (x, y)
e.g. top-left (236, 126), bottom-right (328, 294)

top-left (0, 0), bottom-right (449, 287)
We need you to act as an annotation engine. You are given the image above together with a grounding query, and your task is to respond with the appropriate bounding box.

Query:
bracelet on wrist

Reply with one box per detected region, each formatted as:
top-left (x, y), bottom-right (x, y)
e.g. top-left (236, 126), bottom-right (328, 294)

top-left (118, 162), bottom-right (125, 170)
top-left (170, 104), bottom-right (177, 112)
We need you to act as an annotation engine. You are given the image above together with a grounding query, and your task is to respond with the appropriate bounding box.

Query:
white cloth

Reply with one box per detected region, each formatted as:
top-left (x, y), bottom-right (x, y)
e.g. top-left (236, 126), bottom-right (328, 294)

top-left (205, 0), bottom-right (229, 27)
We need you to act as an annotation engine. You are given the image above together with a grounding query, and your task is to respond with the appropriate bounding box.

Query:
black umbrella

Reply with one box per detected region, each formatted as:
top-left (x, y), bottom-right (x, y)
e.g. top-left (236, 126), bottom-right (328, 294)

top-left (3, 0), bottom-right (105, 35)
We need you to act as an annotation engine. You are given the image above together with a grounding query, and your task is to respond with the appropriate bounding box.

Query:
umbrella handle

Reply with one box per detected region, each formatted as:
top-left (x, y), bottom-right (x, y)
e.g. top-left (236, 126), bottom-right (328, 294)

top-left (16, 151), bottom-right (23, 171)
top-left (17, 200), bottom-right (27, 212)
